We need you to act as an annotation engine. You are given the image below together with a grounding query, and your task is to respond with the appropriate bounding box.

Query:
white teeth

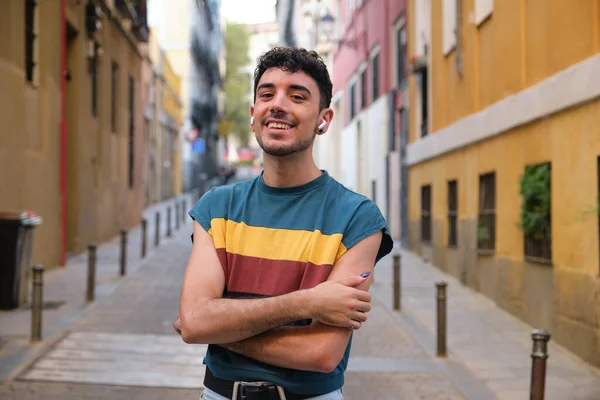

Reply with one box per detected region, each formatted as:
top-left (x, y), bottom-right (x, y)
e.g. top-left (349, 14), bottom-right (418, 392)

top-left (267, 122), bottom-right (291, 129)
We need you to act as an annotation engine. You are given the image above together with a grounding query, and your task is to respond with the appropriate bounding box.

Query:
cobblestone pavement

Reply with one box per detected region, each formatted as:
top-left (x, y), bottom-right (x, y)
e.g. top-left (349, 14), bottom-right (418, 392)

top-left (3, 206), bottom-right (600, 398)
top-left (0, 226), bottom-right (476, 399)
top-left (0, 192), bottom-right (197, 381)
top-left (369, 248), bottom-right (600, 400)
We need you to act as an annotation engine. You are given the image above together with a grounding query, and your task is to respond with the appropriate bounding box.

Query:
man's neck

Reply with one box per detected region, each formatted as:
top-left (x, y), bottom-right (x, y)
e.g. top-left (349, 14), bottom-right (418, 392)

top-left (262, 152), bottom-right (322, 188)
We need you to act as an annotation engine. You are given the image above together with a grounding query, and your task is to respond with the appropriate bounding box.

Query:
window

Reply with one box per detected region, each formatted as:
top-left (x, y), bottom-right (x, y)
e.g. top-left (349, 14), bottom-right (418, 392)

top-left (475, 0), bottom-right (493, 25)
top-left (421, 185), bottom-right (432, 242)
top-left (111, 62), bottom-right (119, 132)
top-left (349, 82), bottom-right (356, 120)
top-left (25, 0), bottom-right (37, 83)
top-left (90, 42), bottom-right (98, 117)
top-left (360, 69), bottom-right (367, 110)
top-left (347, 0), bottom-right (357, 22)
top-left (396, 23), bottom-right (407, 85)
top-left (448, 180), bottom-right (458, 247)
top-left (371, 180), bottom-right (377, 203)
top-left (420, 65), bottom-right (428, 137)
top-left (371, 53), bottom-right (379, 100)
top-left (522, 163), bottom-right (552, 263)
top-left (478, 172), bottom-right (495, 251)
top-left (442, 0), bottom-right (457, 55)
top-left (128, 75), bottom-right (135, 189)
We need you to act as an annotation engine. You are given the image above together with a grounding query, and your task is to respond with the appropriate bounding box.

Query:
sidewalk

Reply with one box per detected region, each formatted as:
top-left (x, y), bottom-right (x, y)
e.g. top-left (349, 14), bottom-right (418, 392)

top-left (1, 227), bottom-right (474, 400)
top-left (0, 191), bottom-right (198, 382)
top-left (369, 245), bottom-right (600, 400)
top-left (2, 219), bottom-right (600, 399)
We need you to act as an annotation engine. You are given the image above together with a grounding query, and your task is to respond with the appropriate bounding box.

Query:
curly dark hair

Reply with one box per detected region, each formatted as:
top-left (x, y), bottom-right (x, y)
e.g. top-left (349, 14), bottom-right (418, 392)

top-left (253, 47), bottom-right (333, 110)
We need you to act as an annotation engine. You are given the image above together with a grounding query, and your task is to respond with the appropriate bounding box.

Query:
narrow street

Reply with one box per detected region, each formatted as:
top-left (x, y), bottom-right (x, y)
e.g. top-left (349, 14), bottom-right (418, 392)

top-left (1, 185), bottom-right (600, 399)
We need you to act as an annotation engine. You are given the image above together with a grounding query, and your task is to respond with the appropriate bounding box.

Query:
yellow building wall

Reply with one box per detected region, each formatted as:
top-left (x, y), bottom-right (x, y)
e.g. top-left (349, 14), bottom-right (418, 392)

top-left (408, 101), bottom-right (600, 272)
top-left (0, 0), bottom-right (63, 268)
top-left (164, 48), bottom-right (191, 120)
top-left (0, 0), bottom-right (146, 269)
top-left (162, 53), bottom-right (183, 195)
top-left (65, 1), bottom-right (146, 254)
top-left (413, 0), bottom-right (600, 140)
top-left (163, 63), bottom-right (181, 124)
top-left (408, 0), bottom-right (600, 366)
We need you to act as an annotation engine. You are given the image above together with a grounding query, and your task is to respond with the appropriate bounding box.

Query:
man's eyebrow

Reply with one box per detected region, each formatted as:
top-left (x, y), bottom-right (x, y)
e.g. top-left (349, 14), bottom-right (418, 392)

top-left (257, 83), bottom-right (275, 91)
top-left (256, 83), bottom-right (312, 97)
top-left (289, 84), bottom-right (311, 96)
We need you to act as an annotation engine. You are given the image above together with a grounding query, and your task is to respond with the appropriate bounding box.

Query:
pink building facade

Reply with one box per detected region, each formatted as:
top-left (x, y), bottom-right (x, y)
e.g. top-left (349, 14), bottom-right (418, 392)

top-left (330, 0), bottom-right (408, 242)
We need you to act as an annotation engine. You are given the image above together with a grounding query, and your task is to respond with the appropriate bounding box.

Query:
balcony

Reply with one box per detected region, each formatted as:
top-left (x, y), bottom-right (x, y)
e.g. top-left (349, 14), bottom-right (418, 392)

top-left (114, 0), bottom-right (149, 42)
top-left (132, 1), bottom-right (149, 42)
top-left (115, 0), bottom-right (137, 20)
top-left (191, 36), bottom-right (221, 86)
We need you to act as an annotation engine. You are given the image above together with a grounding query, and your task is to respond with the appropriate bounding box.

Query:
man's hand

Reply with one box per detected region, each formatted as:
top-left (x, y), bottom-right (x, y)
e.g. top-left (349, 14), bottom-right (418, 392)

top-left (306, 274), bottom-right (372, 330)
top-left (173, 272), bottom-right (371, 337)
top-left (217, 232), bottom-right (383, 373)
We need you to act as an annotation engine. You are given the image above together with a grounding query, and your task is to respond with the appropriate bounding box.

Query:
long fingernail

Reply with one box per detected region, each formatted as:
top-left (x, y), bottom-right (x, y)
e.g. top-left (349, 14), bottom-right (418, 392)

top-left (360, 271), bottom-right (371, 278)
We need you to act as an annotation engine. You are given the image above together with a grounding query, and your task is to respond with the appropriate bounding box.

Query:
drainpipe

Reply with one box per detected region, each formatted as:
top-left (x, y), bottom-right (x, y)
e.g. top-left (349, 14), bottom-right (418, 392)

top-left (60, 0), bottom-right (67, 266)
top-left (456, 0), bottom-right (463, 77)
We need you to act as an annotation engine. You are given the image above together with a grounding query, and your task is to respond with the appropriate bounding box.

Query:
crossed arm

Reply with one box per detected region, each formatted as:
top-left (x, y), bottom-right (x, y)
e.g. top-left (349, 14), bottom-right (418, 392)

top-left (177, 221), bottom-right (382, 373)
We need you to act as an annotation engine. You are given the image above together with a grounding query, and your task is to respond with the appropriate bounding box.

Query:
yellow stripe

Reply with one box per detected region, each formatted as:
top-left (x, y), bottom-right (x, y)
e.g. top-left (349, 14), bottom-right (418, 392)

top-left (209, 218), bottom-right (346, 265)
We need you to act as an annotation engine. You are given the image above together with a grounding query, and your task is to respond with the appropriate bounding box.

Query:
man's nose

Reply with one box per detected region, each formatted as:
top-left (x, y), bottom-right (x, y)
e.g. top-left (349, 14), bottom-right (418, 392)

top-left (269, 92), bottom-right (288, 113)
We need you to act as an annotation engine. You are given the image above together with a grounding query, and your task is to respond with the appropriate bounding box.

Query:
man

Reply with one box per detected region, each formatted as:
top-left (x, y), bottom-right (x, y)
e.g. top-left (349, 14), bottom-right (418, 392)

top-left (175, 47), bottom-right (393, 400)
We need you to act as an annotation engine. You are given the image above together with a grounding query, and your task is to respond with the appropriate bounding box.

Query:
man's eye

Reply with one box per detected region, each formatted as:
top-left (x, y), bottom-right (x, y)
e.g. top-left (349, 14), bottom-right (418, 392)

top-left (260, 93), bottom-right (273, 98)
top-left (292, 95), bottom-right (304, 101)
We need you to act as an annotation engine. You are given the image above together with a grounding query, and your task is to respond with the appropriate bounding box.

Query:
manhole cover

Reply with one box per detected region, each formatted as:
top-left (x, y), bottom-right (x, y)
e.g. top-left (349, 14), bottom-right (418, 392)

top-left (24, 301), bottom-right (66, 310)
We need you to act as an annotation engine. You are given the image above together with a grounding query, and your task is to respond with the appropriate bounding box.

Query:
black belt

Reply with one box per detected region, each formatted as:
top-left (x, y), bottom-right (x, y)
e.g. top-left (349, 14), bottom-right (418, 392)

top-left (203, 367), bottom-right (318, 400)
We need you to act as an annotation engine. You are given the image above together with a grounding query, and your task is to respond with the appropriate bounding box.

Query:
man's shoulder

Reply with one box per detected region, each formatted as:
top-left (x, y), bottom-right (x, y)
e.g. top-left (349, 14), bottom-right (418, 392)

top-left (324, 178), bottom-right (392, 261)
top-left (203, 176), bottom-right (257, 202)
top-left (189, 177), bottom-right (258, 225)
top-left (325, 178), bottom-right (380, 215)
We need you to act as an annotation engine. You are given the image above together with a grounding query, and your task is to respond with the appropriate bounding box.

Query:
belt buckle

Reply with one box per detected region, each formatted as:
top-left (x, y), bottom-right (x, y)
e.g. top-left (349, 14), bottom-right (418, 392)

top-left (233, 380), bottom-right (285, 400)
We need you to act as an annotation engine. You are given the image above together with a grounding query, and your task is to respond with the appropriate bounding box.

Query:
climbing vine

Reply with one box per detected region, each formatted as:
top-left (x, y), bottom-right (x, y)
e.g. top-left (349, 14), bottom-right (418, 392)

top-left (518, 163), bottom-right (551, 238)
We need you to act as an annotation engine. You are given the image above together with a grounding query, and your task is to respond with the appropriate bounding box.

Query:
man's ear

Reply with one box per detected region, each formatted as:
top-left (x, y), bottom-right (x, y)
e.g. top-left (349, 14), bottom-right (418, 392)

top-left (317, 108), bottom-right (334, 135)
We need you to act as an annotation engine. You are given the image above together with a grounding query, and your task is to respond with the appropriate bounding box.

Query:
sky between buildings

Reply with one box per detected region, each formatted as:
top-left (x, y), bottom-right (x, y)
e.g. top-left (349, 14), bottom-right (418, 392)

top-left (221, 0), bottom-right (277, 24)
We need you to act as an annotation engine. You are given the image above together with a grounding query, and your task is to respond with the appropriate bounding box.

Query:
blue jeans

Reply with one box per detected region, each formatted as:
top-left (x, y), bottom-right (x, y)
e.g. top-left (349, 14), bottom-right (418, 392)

top-left (201, 387), bottom-right (344, 400)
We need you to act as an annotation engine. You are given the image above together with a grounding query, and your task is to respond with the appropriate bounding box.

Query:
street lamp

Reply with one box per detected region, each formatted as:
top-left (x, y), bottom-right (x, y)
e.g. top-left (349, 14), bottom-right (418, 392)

top-left (319, 11), bottom-right (335, 41)
top-left (319, 10), bottom-right (360, 50)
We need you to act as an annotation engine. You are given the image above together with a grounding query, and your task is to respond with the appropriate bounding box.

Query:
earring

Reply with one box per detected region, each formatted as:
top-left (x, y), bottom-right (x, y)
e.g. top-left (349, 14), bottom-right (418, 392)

top-left (250, 116), bottom-right (254, 126)
top-left (318, 120), bottom-right (326, 131)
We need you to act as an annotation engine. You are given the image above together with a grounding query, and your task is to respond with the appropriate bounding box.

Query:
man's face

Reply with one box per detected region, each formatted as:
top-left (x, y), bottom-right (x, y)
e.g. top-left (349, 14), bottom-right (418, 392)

top-left (251, 67), bottom-right (330, 158)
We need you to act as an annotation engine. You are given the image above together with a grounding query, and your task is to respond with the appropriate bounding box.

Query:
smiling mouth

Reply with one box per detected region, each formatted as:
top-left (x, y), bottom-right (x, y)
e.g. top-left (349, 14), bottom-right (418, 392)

top-left (266, 122), bottom-right (293, 130)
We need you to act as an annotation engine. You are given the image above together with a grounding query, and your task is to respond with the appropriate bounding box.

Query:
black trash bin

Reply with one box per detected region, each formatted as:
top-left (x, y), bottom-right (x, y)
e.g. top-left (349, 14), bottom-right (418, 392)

top-left (0, 211), bottom-right (42, 310)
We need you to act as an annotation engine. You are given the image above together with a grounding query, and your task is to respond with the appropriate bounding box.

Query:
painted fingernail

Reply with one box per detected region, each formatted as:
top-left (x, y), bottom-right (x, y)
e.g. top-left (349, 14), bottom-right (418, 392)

top-left (360, 272), bottom-right (371, 278)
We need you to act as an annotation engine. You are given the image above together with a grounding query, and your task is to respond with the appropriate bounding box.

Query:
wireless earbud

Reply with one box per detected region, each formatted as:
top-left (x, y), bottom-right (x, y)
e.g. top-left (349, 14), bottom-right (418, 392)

top-left (250, 116), bottom-right (254, 125)
top-left (318, 120), bottom-right (326, 131)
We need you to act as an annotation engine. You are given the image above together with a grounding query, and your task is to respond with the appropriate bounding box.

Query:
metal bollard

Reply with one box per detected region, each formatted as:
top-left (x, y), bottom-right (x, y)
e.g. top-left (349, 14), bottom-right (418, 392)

top-left (30, 264), bottom-right (44, 343)
top-left (182, 199), bottom-right (186, 224)
top-left (167, 206), bottom-right (172, 237)
top-left (119, 228), bottom-right (127, 276)
top-left (393, 254), bottom-right (401, 311)
top-left (436, 281), bottom-right (447, 357)
top-left (87, 244), bottom-right (96, 302)
top-left (175, 202), bottom-right (180, 230)
top-left (141, 218), bottom-right (147, 258)
top-left (155, 211), bottom-right (160, 247)
top-left (530, 329), bottom-right (551, 400)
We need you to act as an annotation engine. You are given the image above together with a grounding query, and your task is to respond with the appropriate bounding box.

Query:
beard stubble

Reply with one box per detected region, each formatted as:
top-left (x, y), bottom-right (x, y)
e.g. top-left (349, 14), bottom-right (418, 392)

top-left (256, 130), bottom-right (317, 157)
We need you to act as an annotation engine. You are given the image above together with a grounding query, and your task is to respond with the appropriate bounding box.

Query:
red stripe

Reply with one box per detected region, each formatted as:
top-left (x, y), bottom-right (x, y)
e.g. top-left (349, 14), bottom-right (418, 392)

top-left (223, 252), bottom-right (332, 296)
top-left (215, 248), bottom-right (229, 276)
